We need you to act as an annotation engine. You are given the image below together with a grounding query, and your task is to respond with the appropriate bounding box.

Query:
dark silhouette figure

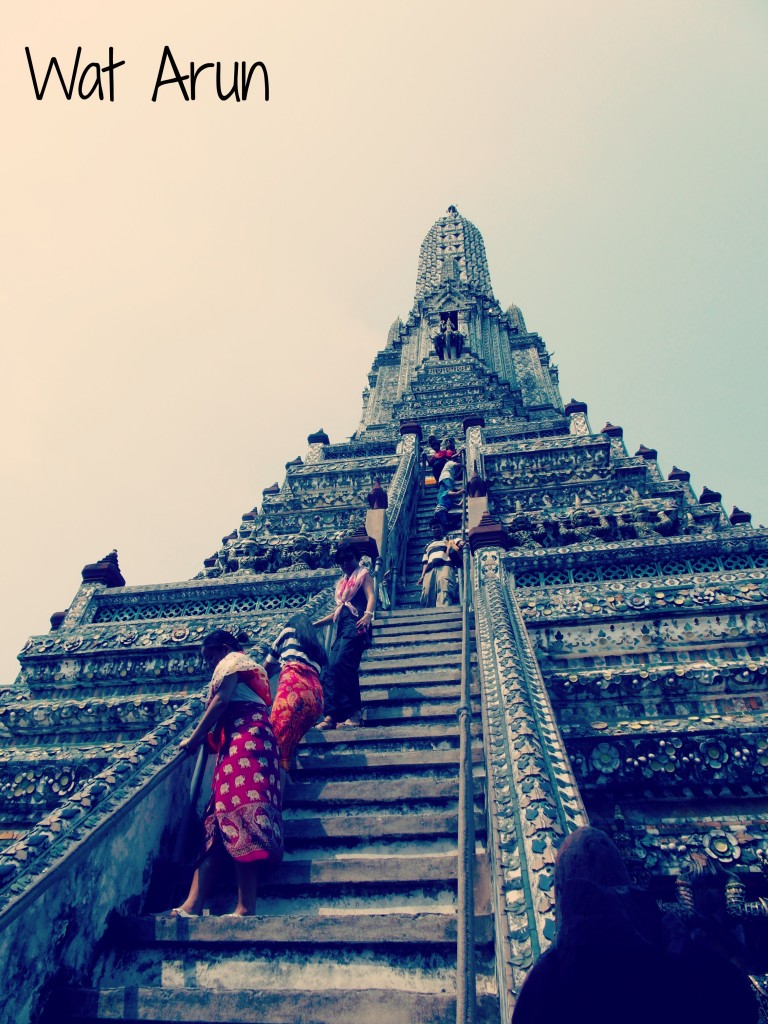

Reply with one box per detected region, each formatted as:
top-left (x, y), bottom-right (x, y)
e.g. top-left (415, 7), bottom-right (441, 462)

top-left (512, 827), bottom-right (757, 1024)
top-left (367, 478), bottom-right (388, 509)
top-left (466, 464), bottom-right (488, 497)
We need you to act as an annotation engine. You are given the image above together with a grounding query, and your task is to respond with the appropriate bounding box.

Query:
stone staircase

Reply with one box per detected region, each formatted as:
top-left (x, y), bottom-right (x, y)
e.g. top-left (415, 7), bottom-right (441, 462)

top-left (397, 484), bottom-right (463, 610)
top-left (48, 498), bottom-right (497, 1024)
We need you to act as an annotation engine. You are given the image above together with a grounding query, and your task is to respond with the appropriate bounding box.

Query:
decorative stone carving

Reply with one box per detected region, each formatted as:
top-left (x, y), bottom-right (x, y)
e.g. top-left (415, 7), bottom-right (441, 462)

top-left (473, 546), bottom-right (587, 1002)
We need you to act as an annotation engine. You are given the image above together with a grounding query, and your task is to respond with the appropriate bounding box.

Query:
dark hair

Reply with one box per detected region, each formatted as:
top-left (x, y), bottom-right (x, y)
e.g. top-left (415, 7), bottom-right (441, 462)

top-left (334, 540), bottom-right (359, 565)
top-left (202, 629), bottom-right (243, 652)
top-left (287, 613), bottom-right (327, 667)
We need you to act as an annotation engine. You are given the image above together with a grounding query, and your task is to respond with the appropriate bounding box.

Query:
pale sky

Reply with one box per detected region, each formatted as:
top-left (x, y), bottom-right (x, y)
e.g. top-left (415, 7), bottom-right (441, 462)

top-left (1, 1), bottom-right (766, 685)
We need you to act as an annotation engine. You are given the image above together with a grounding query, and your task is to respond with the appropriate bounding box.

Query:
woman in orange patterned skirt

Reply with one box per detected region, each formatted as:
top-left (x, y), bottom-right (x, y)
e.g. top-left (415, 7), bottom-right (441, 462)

top-left (175, 629), bottom-right (283, 917)
top-left (263, 613), bottom-right (327, 794)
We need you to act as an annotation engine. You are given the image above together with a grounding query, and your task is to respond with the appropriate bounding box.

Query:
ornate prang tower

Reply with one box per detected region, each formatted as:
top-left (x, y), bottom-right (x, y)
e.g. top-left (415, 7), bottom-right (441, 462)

top-left (1, 207), bottom-right (767, 1023)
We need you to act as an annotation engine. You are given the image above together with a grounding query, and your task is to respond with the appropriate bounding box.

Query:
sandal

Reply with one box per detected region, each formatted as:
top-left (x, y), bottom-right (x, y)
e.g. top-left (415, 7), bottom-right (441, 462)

top-left (316, 716), bottom-right (336, 731)
top-left (337, 716), bottom-right (362, 728)
top-left (169, 907), bottom-right (200, 919)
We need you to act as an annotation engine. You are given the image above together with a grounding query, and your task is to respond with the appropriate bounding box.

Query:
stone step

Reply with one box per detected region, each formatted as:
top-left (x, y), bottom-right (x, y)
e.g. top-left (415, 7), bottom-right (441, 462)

top-left (360, 654), bottom-right (468, 675)
top-left (129, 908), bottom-right (494, 947)
top-left (358, 694), bottom-right (472, 718)
top-left (362, 649), bottom-right (464, 670)
top-left (375, 606), bottom-right (462, 621)
top-left (366, 638), bottom-right (462, 655)
top-left (368, 628), bottom-right (463, 649)
top-left (370, 617), bottom-right (461, 639)
top-left (91, 944), bottom-right (496, 995)
top-left (364, 638), bottom-right (463, 658)
top-left (361, 682), bottom-right (472, 704)
top-left (371, 626), bottom-right (462, 643)
top-left (144, 886), bottom-right (469, 923)
top-left (61, 984), bottom-right (500, 1023)
top-left (300, 721), bottom-right (477, 749)
top-left (372, 618), bottom-right (462, 634)
top-left (363, 683), bottom-right (466, 704)
top-left (283, 808), bottom-right (485, 843)
top-left (285, 773), bottom-right (481, 807)
top-left (362, 701), bottom-right (480, 726)
top-left (294, 745), bottom-right (484, 775)
top-left (368, 629), bottom-right (470, 649)
top-left (364, 647), bottom-right (467, 667)
top-left (370, 624), bottom-right (462, 642)
top-left (262, 847), bottom-right (484, 889)
top-left (359, 672), bottom-right (463, 693)
top-left (362, 690), bottom-right (477, 713)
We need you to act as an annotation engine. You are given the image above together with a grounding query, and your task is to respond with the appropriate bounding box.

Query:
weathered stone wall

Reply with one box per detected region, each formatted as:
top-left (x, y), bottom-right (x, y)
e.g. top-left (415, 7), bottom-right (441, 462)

top-left (0, 755), bottom-right (190, 1024)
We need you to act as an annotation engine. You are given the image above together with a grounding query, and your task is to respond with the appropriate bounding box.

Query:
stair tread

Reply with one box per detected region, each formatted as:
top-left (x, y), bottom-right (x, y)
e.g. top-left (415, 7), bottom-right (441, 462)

top-left (301, 721), bottom-right (478, 745)
top-left (62, 985), bottom-right (500, 1024)
top-left (131, 908), bottom-right (493, 945)
top-left (286, 775), bottom-right (480, 804)
top-left (295, 746), bottom-right (484, 772)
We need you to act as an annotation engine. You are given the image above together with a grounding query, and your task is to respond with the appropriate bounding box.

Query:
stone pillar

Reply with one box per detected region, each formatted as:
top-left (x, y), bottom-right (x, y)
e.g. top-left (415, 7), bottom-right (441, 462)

top-left (600, 421), bottom-right (627, 459)
top-left (564, 399), bottom-right (590, 437)
top-left (305, 429), bottom-right (330, 464)
top-left (399, 420), bottom-right (422, 443)
top-left (389, 424), bottom-right (420, 521)
top-left (457, 309), bottom-right (471, 358)
top-left (58, 551), bottom-right (127, 630)
top-left (462, 417), bottom-right (484, 478)
top-left (364, 508), bottom-right (388, 563)
top-left (466, 497), bottom-right (489, 530)
top-left (463, 418), bottom-right (487, 528)
top-left (470, 536), bottom-right (587, 1017)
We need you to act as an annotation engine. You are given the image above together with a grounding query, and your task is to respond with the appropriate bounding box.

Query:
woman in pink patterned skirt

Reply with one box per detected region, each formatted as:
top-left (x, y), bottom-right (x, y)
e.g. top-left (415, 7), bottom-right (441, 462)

top-left (174, 629), bottom-right (283, 918)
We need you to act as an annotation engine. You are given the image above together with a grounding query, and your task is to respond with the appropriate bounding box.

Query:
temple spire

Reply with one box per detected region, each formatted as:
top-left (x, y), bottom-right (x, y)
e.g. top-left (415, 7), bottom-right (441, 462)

top-left (414, 205), bottom-right (494, 303)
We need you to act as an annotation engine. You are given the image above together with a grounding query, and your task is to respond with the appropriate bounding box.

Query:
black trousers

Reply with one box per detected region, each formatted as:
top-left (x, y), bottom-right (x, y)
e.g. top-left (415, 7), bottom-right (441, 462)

top-left (321, 608), bottom-right (366, 722)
